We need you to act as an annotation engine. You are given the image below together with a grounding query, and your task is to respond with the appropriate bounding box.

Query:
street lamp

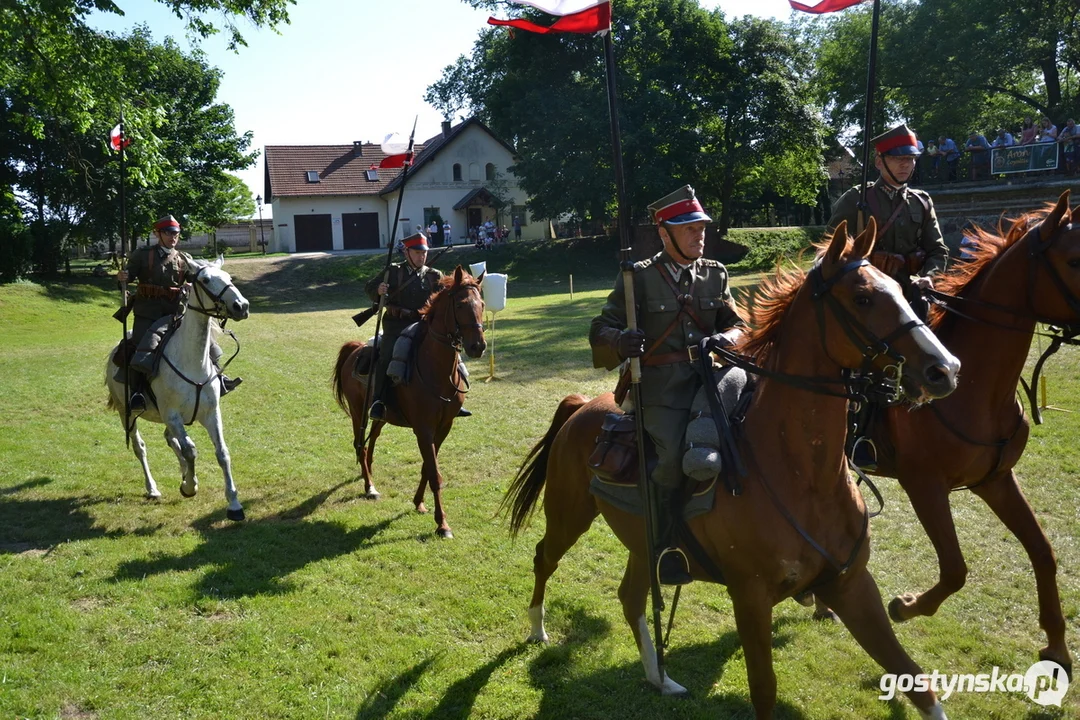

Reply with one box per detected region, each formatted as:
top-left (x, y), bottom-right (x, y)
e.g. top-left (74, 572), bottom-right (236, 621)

top-left (256, 194), bottom-right (266, 255)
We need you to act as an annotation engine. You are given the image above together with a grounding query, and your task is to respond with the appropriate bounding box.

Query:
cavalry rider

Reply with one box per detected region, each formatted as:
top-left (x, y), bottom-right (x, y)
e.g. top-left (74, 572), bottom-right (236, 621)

top-left (364, 231), bottom-right (446, 421)
top-left (826, 124), bottom-right (949, 469)
top-left (590, 185), bottom-right (746, 586)
top-left (116, 214), bottom-right (241, 412)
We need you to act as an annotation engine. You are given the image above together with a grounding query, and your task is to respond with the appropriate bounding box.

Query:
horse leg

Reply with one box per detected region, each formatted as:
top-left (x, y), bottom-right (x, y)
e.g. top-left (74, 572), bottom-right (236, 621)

top-left (165, 414), bottom-right (199, 499)
top-left (126, 418), bottom-right (160, 499)
top-left (360, 421), bottom-right (382, 500)
top-left (972, 470), bottom-right (1072, 675)
top-left (527, 488), bottom-right (600, 644)
top-left (815, 569), bottom-right (946, 719)
top-left (729, 587), bottom-right (777, 717)
top-left (888, 479), bottom-right (967, 623)
top-left (200, 408), bottom-right (244, 522)
top-left (619, 551), bottom-right (687, 696)
top-left (413, 428), bottom-right (451, 538)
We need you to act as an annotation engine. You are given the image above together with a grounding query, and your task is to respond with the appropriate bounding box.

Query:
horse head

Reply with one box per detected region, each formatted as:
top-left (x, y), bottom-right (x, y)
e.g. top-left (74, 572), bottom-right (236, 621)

top-left (426, 266), bottom-right (486, 359)
top-left (187, 257), bottom-right (250, 321)
top-left (814, 218), bottom-right (959, 403)
top-left (1028, 189), bottom-right (1080, 325)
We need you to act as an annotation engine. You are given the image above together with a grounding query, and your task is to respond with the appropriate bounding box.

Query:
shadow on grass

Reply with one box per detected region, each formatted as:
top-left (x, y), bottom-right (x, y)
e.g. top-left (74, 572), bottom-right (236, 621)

top-left (110, 484), bottom-right (409, 598)
top-left (419, 645), bottom-right (531, 720)
top-left (525, 605), bottom-right (809, 719)
top-left (355, 655), bottom-right (440, 720)
top-left (0, 478), bottom-right (133, 552)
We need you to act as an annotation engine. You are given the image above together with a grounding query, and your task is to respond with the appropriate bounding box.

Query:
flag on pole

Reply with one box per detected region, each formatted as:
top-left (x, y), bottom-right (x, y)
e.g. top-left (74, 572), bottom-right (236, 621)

top-left (789, 0), bottom-right (866, 13)
top-left (488, 0), bottom-right (611, 35)
top-left (109, 123), bottom-right (131, 152)
top-left (379, 131), bottom-right (412, 168)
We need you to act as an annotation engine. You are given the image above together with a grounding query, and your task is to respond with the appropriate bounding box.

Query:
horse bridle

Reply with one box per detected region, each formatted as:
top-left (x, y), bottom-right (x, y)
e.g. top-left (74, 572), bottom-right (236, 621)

top-left (428, 283), bottom-right (484, 351)
top-left (187, 265), bottom-right (241, 321)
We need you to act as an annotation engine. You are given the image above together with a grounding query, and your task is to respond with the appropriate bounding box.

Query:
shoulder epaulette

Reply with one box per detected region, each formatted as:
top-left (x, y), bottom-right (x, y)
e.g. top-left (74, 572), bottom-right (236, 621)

top-left (632, 256), bottom-right (655, 272)
top-left (697, 258), bottom-right (724, 268)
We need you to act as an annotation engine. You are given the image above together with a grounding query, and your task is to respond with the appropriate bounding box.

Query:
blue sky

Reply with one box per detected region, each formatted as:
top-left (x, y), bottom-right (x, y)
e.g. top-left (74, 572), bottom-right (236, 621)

top-left (90, 0), bottom-right (793, 217)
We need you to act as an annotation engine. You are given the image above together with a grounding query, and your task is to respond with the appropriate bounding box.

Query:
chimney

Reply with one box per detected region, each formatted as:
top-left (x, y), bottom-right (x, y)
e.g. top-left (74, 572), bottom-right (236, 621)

top-left (441, 120), bottom-right (452, 138)
top-left (352, 141), bottom-right (363, 158)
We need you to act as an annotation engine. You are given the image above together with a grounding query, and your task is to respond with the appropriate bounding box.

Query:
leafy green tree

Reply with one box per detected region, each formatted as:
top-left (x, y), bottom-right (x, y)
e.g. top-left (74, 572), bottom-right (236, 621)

top-left (430, 0), bottom-right (825, 234)
top-left (810, 0), bottom-right (1079, 142)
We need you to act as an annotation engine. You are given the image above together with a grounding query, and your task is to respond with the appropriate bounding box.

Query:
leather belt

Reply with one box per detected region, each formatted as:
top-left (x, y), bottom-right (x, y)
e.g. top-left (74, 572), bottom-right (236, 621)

top-left (386, 305), bottom-right (419, 321)
top-left (642, 345), bottom-right (700, 367)
top-left (136, 284), bottom-right (181, 300)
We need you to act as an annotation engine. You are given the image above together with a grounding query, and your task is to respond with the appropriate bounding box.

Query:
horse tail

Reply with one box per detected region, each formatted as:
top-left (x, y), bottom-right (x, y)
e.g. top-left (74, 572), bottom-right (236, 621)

top-left (333, 340), bottom-right (364, 413)
top-left (501, 393), bottom-right (589, 538)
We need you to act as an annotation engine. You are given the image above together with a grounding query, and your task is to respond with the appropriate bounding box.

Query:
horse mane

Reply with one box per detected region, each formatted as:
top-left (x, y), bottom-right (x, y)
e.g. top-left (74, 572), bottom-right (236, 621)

top-left (418, 271), bottom-right (480, 318)
top-left (927, 205), bottom-right (1049, 329)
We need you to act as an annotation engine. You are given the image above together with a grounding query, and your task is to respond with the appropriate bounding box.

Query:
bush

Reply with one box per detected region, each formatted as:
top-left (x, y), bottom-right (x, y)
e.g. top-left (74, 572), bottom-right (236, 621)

top-left (201, 242), bottom-right (232, 259)
top-left (727, 226), bottom-right (825, 272)
top-left (0, 219), bottom-right (33, 283)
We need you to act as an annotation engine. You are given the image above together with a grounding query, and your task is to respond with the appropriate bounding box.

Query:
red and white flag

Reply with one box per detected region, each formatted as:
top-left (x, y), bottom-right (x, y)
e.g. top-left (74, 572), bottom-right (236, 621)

top-left (378, 132), bottom-right (413, 168)
top-left (488, 0), bottom-right (611, 35)
top-left (789, 0), bottom-right (866, 13)
top-left (109, 123), bottom-right (131, 152)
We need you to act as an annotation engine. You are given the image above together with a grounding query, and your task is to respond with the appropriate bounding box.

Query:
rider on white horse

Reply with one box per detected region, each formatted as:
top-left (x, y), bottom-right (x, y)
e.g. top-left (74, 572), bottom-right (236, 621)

top-left (116, 214), bottom-right (241, 411)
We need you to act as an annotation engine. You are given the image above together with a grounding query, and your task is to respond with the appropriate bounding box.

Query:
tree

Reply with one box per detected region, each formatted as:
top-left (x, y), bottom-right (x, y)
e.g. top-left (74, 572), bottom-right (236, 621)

top-left (0, 0), bottom-right (288, 278)
top-left (429, 0), bottom-right (824, 234)
top-left (810, 0), bottom-right (1079, 143)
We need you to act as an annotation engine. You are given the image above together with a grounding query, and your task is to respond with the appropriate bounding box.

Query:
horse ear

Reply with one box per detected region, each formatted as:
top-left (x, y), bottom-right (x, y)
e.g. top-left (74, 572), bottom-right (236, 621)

top-left (824, 220), bottom-right (849, 265)
top-left (851, 216), bottom-right (877, 259)
top-left (454, 265), bottom-right (464, 285)
top-left (475, 270), bottom-right (486, 284)
top-left (214, 255), bottom-right (224, 268)
top-left (1041, 190), bottom-right (1071, 242)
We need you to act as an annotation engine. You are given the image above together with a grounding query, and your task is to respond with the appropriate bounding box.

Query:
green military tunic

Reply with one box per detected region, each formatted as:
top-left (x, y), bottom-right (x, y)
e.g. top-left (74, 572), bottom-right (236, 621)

top-left (590, 251), bottom-right (745, 489)
top-left (125, 243), bottom-right (191, 343)
top-left (827, 181), bottom-right (948, 280)
top-left (365, 261), bottom-right (444, 382)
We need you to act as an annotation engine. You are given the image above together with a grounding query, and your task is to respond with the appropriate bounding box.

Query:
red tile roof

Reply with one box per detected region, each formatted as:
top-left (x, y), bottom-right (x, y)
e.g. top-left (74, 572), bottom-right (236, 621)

top-left (264, 143), bottom-right (427, 201)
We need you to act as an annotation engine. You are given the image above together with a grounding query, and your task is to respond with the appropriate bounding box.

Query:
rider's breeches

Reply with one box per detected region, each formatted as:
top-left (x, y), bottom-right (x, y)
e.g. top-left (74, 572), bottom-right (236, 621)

top-left (642, 404), bottom-right (691, 490)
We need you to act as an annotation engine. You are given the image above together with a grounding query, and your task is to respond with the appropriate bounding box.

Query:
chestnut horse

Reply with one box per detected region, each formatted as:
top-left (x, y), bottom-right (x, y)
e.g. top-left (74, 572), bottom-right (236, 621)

top-left (333, 266), bottom-right (486, 538)
top-left (502, 220), bottom-right (960, 718)
top-left (808, 190), bottom-right (1080, 674)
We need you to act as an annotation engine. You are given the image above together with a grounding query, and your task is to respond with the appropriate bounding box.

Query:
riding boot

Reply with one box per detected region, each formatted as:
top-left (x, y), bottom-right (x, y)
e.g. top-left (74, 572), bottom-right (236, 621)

top-left (369, 388), bottom-right (386, 421)
top-left (456, 407), bottom-right (472, 418)
top-left (129, 374), bottom-right (147, 413)
top-left (220, 375), bottom-right (243, 395)
top-left (655, 487), bottom-right (692, 586)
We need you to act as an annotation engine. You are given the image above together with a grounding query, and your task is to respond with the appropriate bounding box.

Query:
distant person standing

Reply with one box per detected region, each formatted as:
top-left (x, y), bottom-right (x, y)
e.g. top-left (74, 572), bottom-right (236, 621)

top-left (513, 215), bottom-right (522, 240)
top-left (443, 220), bottom-right (452, 245)
top-left (428, 220), bottom-right (440, 246)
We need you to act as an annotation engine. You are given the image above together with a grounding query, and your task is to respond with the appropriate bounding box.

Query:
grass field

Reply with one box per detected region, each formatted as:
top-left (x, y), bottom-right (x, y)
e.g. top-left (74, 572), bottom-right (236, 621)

top-left (1, 240), bottom-right (1078, 719)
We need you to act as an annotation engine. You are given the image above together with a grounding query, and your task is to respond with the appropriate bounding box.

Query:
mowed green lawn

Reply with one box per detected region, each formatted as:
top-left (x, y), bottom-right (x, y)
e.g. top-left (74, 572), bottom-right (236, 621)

top-left (1, 245), bottom-right (1078, 720)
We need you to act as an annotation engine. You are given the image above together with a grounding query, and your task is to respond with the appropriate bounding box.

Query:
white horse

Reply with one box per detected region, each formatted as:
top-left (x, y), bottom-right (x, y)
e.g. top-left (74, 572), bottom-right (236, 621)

top-left (105, 257), bottom-right (250, 521)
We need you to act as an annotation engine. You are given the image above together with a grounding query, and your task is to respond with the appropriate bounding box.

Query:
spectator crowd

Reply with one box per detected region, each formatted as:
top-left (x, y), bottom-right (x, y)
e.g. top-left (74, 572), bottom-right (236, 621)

top-left (919, 115), bottom-right (1078, 181)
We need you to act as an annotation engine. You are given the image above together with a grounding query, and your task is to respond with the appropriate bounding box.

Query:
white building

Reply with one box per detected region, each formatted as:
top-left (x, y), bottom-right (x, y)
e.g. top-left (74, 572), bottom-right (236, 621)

top-left (263, 118), bottom-right (533, 252)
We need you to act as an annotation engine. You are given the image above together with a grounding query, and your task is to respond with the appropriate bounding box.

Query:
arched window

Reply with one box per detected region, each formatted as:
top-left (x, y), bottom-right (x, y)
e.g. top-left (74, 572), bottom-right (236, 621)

top-left (485, 163), bottom-right (496, 181)
top-left (452, 163), bottom-right (462, 181)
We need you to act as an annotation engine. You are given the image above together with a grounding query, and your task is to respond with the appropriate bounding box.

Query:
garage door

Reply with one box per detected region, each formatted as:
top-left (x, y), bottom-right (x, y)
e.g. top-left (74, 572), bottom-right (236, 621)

top-left (342, 212), bottom-right (380, 250)
top-left (294, 214), bottom-right (332, 252)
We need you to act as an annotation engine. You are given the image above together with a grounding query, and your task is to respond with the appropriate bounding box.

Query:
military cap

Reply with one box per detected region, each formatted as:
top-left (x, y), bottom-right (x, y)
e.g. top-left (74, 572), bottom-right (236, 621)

top-left (648, 185), bottom-right (712, 225)
top-left (154, 214), bottom-right (181, 232)
top-left (402, 232), bottom-right (429, 251)
top-left (872, 124), bottom-right (921, 156)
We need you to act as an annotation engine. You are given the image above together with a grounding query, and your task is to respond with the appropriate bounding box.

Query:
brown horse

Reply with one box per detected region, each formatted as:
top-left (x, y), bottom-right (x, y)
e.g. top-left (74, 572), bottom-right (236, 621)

top-left (809, 190), bottom-right (1080, 675)
top-left (333, 266), bottom-right (486, 538)
top-left (502, 220), bottom-right (961, 718)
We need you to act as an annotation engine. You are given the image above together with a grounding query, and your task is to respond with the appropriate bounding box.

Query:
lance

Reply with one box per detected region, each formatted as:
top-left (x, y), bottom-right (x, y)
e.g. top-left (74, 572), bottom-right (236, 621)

top-left (351, 245), bottom-right (454, 328)
top-left (357, 116), bottom-right (419, 441)
top-left (856, 0), bottom-right (882, 235)
top-left (118, 112), bottom-right (131, 446)
top-left (602, 30), bottom-right (669, 681)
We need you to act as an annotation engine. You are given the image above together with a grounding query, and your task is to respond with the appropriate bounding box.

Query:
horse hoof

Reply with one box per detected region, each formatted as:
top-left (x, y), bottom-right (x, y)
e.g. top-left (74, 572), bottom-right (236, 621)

top-left (364, 489), bottom-right (380, 500)
top-left (658, 676), bottom-right (689, 697)
top-left (792, 591), bottom-right (814, 607)
top-left (415, 503), bottom-right (428, 514)
top-left (226, 508), bottom-right (245, 522)
top-left (888, 595), bottom-right (912, 623)
top-left (146, 491), bottom-right (162, 500)
top-left (436, 528), bottom-right (453, 540)
top-left (1038, 648), bottom-right (1073, 681)
top-left (179, 484), bottom-right (197, 499)
top-left (812, 608), bottom-right (840, 624)
top-left (527, 632), bottom-right (549, 644)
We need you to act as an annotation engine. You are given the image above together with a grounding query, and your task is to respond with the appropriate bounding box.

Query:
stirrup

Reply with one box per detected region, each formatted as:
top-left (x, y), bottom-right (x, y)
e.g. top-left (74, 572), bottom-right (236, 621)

top-left (369, 400), bottom-right (385, 421)
top-left (129, 392), bottom-right (147, 413)
top-left (850, 436), bottom-right (878, 472)
top-left (221, 375), bottom-right (243, 395)
top-left (657, 546), bottom-right (693, 586)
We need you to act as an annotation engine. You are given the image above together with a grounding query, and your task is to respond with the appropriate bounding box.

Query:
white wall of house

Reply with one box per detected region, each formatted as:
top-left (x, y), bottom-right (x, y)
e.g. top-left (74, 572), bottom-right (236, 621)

top-left (269, 124), bottom-right (537, 253)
